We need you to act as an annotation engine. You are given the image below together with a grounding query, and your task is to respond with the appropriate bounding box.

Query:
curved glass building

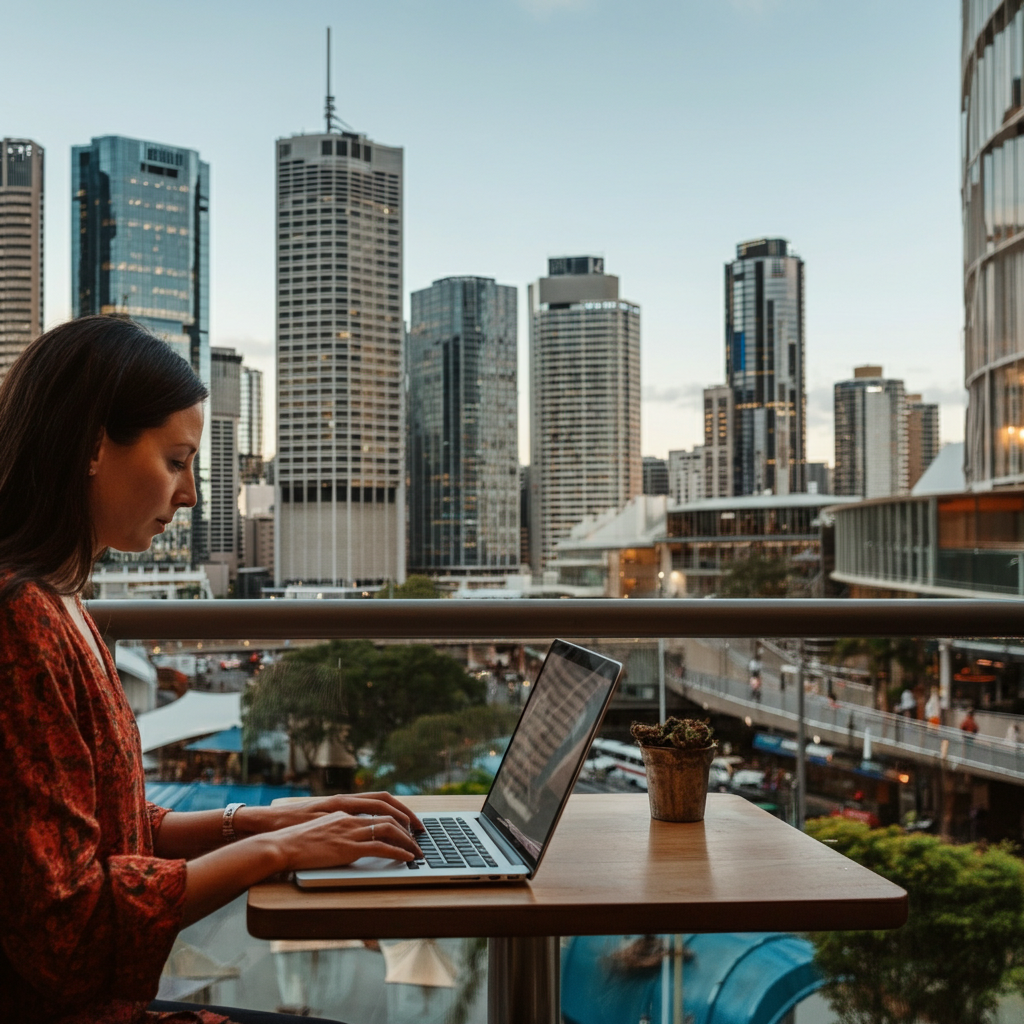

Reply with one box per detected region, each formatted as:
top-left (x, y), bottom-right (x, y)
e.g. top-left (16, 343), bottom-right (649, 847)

top-left (962, 0), bottom-right (1024, 486)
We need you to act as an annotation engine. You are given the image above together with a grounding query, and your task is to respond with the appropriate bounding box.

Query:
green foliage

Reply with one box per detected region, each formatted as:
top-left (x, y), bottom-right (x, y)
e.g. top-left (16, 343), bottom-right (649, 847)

top-left (717, 552), bottom-right (790, 598)
top-left (433, 769), bottom-right (496, 795)
top-left (630, 716), bottom-right (714, 750)
top-left (804, 817), bottom-right (1024, 1024)
top-left (378, 705), bottom-right (520, 788)
top-left (374, 574), bottom-right (441, 599)
top-left (242, 641), bottom-right (485, 767)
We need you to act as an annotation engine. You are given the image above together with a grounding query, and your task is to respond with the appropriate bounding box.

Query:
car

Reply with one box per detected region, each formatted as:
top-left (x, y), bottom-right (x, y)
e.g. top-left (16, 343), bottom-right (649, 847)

top-left (730, 768), bottom-right (766, 791)
top-left (219, 656), bottom-right (242, 670)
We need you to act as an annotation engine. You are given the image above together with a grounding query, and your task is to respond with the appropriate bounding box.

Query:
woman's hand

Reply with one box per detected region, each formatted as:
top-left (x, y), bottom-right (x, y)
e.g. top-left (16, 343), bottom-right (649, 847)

top-left (262, 810), bottom-right (423, 872)
top-left (234, 791), bottom-right (423, 839)
top-left (179, 804), bottom-right (423, 928)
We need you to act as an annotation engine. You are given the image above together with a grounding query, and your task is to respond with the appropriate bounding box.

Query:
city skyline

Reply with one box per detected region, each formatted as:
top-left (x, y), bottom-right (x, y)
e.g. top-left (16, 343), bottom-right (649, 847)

top-left (3, 1), bottom-right (963, 465)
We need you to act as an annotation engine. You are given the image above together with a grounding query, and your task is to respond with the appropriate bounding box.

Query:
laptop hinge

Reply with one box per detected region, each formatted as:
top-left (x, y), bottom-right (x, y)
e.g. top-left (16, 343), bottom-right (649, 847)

top-left (479, 814), bottom-right (529, 870)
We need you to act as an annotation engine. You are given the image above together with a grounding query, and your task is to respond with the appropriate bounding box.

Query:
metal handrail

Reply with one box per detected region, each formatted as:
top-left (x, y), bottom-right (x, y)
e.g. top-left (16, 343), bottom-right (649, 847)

top-left (87, 598), bottom-right (1024, 641)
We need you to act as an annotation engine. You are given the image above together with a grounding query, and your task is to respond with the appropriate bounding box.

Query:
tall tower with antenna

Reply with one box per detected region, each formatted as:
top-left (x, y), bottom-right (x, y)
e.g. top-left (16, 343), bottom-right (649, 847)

top-left (274, 30), bottom-right (405, 590)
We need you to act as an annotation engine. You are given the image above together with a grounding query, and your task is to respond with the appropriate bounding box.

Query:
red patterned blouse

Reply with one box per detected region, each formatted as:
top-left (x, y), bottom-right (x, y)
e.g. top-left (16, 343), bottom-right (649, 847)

top-left (0, 579), bottom-right (229, 1023)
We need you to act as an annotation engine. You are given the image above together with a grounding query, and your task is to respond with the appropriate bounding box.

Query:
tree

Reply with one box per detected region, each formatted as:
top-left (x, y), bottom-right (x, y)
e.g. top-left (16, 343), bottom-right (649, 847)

top-left (830, 637), bottom-right (934, 709)
top-left (717, 552), bottom-right (790, 597)
top-left (805, 816), bottom-right (1024, 1024)
top-left (375, 574), bottom-right (441, 599)
top-left (243, 640), bottom-right (486, 767)
top-left (241, 661), bottom-right (350, 772)
top-left (377, 704), bottom-right (521, 789)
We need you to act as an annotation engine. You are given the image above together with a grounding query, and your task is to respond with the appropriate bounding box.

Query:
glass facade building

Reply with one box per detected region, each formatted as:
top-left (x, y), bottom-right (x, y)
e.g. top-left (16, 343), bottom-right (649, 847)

top-left (274, 130), bottom-right (404, 586)
top-left (960, 1), bottom-right (1024, 486)
top-left (724, 238), bottom-right (805, 496)
top-left (407, 276), bottom-right (519, 575)
top-left (72, 135), bottom-right (210, 565)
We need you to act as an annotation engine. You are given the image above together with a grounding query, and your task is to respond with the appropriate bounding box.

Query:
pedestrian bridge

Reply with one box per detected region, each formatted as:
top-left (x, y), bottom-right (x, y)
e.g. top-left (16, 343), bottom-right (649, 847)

top-left (675, 667), bottom-right (1024, 785)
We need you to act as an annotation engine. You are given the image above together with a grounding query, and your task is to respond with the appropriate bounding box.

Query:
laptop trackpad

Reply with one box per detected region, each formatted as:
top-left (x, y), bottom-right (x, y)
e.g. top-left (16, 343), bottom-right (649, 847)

top-left (343, 856), bottom-right (408, 873)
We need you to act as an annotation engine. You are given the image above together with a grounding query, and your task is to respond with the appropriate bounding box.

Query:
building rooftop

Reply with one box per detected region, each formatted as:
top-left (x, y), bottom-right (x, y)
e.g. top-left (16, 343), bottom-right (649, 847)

top-left (670, 493), bottom-right (860, 514)
top-left (911, 442), bottom-right (966, 496)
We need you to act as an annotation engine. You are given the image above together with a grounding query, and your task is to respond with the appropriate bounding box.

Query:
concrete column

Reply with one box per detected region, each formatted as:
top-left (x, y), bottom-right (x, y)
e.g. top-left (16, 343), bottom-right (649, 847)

top-left (939, 641), bottom-right (952, 722)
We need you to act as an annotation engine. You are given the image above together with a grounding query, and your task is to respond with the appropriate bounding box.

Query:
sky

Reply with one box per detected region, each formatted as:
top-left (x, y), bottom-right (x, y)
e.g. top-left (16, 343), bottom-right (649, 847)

top-left (2, 0), bottom-right (964, 466)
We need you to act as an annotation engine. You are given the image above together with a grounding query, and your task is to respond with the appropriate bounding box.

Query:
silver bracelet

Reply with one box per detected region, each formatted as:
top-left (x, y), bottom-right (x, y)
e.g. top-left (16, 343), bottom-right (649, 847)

top-left (222, 802), bottom-right (246, 841)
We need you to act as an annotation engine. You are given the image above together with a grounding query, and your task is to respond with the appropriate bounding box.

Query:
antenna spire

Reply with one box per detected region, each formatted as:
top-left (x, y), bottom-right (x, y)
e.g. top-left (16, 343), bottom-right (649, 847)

top-left (324, 27), bottom-right (351, 134)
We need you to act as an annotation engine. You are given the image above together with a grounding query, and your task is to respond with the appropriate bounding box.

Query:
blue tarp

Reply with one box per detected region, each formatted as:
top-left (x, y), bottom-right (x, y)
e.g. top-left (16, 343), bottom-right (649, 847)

top-left (185, 726), bottom-right (244, 753)
top-left (561, 933), bottom-right (823, 1024)
top-left (145, 781), bottom-right (310, 812)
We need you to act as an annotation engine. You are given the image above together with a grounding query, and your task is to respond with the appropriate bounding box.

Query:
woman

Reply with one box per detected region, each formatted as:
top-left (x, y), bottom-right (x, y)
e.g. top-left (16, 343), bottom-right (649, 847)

top-left (0, 316), bottom-right (423, 1023)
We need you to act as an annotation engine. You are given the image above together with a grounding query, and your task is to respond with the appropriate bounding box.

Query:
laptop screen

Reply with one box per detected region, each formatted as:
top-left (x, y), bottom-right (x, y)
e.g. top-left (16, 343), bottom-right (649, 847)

top-left (482, 640), bottom-right (621, 871)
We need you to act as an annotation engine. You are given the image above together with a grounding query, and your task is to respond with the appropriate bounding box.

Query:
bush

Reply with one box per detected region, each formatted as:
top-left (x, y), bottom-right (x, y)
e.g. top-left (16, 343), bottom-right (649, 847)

top-left (805, 816), bottom-right (1024, 1024)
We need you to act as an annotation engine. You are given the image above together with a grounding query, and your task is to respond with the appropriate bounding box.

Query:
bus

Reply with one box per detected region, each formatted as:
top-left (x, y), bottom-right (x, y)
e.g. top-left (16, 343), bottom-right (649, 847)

top-left (587, 738), bottom-right (648, 790)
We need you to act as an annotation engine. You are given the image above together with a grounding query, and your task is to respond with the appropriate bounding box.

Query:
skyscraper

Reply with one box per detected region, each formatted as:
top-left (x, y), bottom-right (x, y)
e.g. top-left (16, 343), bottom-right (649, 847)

top-left (73, 135), bottom-right (211, 565)
top-left (667, 448), bottom-right (705, 505)
top-left (724, 238), bottom-right (805, 496)
top-left (239, 364), bottom-right (264, 484)
top-left (906, 394), bottom-right (940, 490)
top-left (642, 457), bottom-right (669, 496)
top-left (834, 366), bottom-right (908, 499)
top-left (529, 256), bottom-right (641, 573)
top-left (962, 3), bottom-right (1024, 486)
top-left (274, 127), bottom-right (404, 587)
top-left (0, 138), bottom-right (44, 380)
top-left (702, 384), bottom-right (734, 499)
top-left (209, 347), bottom-right (242, 590)
top-left (407, 276), bottom-right (519, 576)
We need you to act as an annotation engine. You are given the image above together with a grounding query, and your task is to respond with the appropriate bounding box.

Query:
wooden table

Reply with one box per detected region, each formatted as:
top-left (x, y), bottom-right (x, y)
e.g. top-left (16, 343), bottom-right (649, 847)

top-left (248, 794), bottom-right (907, 1023)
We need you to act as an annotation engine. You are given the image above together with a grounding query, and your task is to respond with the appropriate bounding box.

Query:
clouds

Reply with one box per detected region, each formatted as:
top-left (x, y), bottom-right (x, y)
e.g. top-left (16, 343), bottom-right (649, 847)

top-left (641, 382), bottom-right (706, 407)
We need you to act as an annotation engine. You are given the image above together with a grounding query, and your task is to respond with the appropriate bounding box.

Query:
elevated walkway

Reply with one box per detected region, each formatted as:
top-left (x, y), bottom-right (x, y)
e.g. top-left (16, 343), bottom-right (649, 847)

top-left (675, 662), bottom-right (1024, 785)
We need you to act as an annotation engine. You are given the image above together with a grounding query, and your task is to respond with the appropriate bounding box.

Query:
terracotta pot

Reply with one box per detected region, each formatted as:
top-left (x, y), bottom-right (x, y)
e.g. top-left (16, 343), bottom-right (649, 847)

top-left (639, 743), bottom-right (718, 822)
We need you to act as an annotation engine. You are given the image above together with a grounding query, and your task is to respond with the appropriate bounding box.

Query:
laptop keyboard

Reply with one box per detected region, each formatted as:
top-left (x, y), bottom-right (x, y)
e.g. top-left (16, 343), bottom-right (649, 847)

top-left (408, 816), bottom-right (498, 871)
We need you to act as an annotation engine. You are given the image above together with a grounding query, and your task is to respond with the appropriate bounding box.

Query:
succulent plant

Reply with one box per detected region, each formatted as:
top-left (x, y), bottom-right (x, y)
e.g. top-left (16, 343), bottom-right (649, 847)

top-left (630, 716), bottom-right (714, 750)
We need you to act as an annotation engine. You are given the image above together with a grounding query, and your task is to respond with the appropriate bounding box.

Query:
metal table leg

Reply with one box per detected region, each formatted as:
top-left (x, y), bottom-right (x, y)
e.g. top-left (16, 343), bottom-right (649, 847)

top-left (487, 935), bottom-right (561, 1024)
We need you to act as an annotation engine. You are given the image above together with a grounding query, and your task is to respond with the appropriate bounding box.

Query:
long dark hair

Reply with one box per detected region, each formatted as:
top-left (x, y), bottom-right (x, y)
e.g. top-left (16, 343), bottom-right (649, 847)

top-left (0, 315), bottom-right (209, 596)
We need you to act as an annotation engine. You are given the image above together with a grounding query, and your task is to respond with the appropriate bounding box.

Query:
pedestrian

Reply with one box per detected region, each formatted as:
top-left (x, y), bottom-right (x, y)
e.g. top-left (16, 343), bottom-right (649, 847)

top-left (1006, 722), bottom-right (1021, 745)
top-left (749, 671), bottom-right (762, 702)
top-left (925, 686), bottom-right (942, 727)
top-left (897, 686), bottom-right (917, 718)
top-left (960, 709), bottom-right (980, 734)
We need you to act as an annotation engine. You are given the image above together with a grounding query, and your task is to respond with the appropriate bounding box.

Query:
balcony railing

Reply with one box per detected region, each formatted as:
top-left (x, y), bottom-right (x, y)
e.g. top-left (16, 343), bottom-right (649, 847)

top-left (88, 597), bottom-right (1024, 643)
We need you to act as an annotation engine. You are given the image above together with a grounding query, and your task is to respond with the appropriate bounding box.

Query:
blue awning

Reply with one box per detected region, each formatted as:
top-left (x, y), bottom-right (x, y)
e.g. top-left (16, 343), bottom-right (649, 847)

top-left (185, 726), bottom-right (244, 753)
top-left (145, 781), bottom-right (310, 812)
top-left (561, 933), bottom-right (822, 1024)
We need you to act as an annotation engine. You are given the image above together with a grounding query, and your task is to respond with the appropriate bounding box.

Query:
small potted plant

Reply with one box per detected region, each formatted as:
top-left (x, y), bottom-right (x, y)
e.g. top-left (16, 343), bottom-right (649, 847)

top-left (630, 717), bottom-right (718, 823)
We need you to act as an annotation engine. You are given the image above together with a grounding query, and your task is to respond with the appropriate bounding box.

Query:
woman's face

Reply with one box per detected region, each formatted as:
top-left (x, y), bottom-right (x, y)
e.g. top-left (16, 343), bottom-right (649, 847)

top-left (88, 403), bottom-right (205, 554)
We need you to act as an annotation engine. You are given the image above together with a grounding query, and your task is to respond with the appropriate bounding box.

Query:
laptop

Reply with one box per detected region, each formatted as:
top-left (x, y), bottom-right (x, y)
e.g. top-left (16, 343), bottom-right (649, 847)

top-left (294, 639), bottom-right (622, 888)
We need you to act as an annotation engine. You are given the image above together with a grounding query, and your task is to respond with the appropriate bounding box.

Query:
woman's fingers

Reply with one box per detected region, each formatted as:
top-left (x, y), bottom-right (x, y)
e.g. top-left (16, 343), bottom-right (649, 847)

top-left (300, 792), bottom-right (424, 833)
top-left (342, 792), bottom-right (425, 832)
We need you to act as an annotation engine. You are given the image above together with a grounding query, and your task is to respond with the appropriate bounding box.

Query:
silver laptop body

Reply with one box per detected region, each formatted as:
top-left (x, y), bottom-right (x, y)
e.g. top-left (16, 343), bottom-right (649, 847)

top-left (294, 639), bottom-right (622, 888)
